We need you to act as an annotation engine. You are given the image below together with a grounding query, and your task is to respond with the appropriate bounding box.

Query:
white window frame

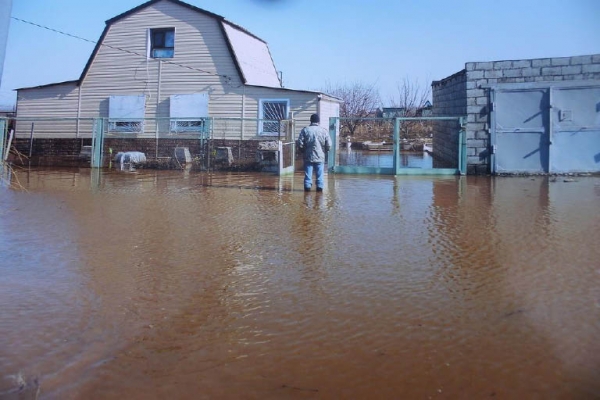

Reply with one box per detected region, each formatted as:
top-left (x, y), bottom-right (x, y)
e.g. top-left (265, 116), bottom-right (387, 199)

top-left (258, 99), bottom-right (289, 136)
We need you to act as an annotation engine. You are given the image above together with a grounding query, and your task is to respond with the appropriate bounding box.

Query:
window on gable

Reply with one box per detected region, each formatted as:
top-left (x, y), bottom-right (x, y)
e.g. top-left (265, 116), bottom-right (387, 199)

top-left (150, 28), bottom-right (175, 58)
top-left (259, 99), bottom-right (289, 136)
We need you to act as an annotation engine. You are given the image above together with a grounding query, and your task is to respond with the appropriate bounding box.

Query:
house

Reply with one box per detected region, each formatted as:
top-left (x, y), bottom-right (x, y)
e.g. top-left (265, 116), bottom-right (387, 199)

top-left (432, 54), bottom-right (600, 175)
top-left (13, 0), bottom-right (340, 163)
top-left (416, 100), bottom-right (432, 117)
top-left (0, 104), bottom-right (14, 119)
top-left (381, 101), bottom-right (432, 119)
top-left (381, 107), bottom-right (406, 119)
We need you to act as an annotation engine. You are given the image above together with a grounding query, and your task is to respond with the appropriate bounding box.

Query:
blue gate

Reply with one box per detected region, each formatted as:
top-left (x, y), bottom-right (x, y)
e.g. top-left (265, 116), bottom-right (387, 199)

top-left (328, 116), bottom-right (466, 175)
top-left (491, 82), bottom-right (600, 174)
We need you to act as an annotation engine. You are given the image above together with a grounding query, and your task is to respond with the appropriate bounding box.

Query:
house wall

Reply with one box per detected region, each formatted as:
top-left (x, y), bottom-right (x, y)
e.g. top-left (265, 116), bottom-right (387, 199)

top-left (232, 86), bottom-right (319, 140)
top-left (79, 0), bottom-right (243, 138)
top-left (318, 98), bottom-right (340, 145)
top-left (15, 82), bottom-right (81, 138)
top-left (431, 70), bottom-right (466, 167)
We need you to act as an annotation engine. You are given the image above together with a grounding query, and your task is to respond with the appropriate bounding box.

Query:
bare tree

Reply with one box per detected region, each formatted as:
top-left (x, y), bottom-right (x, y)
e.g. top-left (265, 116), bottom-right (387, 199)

top-left (321, 81), bottom-right (381, 137)
top-left (389, 77), bottom-right (432, 140)
top-left (389, 77), bottom-right (430, 116)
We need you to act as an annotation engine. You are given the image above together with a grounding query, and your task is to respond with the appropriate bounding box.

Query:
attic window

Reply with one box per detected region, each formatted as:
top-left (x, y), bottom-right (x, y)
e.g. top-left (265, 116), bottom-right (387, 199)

top-left (150, 28), bottom-right (174, 58)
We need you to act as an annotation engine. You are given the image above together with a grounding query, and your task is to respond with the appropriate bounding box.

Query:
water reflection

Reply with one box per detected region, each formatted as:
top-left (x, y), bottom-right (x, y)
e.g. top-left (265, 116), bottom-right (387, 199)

top-left (1, 168), bottom-right (599, 399)
top-left (339, 150), bottom-right (433, 168)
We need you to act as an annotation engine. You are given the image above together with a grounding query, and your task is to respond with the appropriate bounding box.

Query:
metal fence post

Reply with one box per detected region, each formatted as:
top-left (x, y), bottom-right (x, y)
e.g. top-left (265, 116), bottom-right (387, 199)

top-left (328, 117), bottom-right (337, 172)
top-left (91, 118), bottom-right (105, 168)
top-left (458, 117), bottom-right (467, 175)
top-left (393, 118), bottom-right (400, 175)
top-left (0, 118), bottom-right (6, 163)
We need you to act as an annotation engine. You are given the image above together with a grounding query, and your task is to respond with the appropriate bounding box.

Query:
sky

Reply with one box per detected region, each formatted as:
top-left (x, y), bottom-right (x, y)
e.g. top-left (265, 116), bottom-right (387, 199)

top-left (1, 0), bottom-right (599, 109)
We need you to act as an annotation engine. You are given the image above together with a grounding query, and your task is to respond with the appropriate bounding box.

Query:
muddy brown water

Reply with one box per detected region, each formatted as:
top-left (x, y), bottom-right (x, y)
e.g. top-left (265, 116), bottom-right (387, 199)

top-left (0, 167), bottom-right (599, 399)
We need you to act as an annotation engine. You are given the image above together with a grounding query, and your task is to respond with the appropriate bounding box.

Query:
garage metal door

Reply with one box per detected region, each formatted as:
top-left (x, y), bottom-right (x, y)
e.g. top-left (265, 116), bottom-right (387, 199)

top-left (491, 83), bottom-right (600, 174)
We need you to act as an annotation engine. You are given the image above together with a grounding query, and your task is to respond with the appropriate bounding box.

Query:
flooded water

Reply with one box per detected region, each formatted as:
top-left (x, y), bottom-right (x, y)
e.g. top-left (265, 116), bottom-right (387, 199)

top-left (338, 149), bottom-right (433, 168)
top-left (1, 167), bottom-right (599, 399)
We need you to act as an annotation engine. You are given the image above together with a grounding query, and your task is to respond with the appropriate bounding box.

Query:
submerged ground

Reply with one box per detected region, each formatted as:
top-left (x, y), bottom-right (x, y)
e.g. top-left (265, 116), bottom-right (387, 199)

top-left (1, 167), bottom-right (599, 399)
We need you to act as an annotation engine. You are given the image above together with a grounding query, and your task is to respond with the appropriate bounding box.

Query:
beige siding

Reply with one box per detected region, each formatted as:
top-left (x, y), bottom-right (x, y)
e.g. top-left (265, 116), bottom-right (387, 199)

top-left (15, 83), bottom-right (81, 138)
top-left (79, 0), bottom-right (244, 138)
top-left (319, 99), bottom-right (340, 144)
top-left (237, 87), bottom-right (319, 140)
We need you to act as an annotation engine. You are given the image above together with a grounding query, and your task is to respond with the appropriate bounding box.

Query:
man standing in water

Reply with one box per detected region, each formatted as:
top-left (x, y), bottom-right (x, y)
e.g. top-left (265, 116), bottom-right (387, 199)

top-left (297, 114), bottom-right (331, 192)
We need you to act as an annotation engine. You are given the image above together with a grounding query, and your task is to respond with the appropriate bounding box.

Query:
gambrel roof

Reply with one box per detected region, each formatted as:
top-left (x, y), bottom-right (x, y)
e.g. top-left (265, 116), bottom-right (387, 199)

top-left (78, 0), bottom-right (281, 88)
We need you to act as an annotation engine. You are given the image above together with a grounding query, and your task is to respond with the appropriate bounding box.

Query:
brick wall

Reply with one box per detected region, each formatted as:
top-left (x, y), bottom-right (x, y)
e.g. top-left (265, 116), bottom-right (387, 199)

top-left (431, 70), bottom-right (466, 167)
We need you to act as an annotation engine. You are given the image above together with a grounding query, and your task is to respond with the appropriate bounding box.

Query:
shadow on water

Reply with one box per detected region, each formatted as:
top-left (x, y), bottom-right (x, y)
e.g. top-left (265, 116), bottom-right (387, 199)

top-left (1, 167), bottom-right (599, 399)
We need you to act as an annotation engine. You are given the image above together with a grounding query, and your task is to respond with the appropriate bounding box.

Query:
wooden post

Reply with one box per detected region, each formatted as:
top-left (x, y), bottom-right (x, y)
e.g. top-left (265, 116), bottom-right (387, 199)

top-left (4, 129), bottom-right (13, 161)
top-left (28, 123), bottom-right (34, 158)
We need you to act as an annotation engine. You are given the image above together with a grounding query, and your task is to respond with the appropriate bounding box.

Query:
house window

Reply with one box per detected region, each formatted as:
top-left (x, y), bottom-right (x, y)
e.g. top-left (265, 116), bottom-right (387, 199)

top-left (170, 93), bottom-right (209, 133)
top-left (259, 99), bottom-right (289, 136)
top-left (150, 28), bottom-right (174, 58)
top-left (110, 121), bottom-right (143, 132)
top-left (171, 120), bottom-right (205, 132)
top-left (108, 95), bottom-right (145, 133)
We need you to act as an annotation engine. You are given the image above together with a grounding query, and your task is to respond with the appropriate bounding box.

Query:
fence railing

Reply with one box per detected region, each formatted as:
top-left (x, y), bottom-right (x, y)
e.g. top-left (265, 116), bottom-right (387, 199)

top-left (9, 116), bottom-right (297, 140)
top-left (328, 116), bottom-right (466, 175)
top-left (3, 115), bottom-right (467, 175)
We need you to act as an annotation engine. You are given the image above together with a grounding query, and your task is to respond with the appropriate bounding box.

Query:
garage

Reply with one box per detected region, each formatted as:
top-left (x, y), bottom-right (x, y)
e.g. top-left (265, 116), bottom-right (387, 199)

top-left (491, 82), bottom-right (600, 174)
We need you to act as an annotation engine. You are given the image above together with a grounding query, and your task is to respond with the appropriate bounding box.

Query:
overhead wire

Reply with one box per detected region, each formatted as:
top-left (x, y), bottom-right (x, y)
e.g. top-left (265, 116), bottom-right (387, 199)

top-left (10, 16), bottom-right (233, 84)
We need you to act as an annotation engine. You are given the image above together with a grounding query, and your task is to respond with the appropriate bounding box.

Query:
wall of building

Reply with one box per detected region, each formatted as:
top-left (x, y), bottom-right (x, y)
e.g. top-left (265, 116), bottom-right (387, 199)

top-left (431, 70), bottom-right (466, 168)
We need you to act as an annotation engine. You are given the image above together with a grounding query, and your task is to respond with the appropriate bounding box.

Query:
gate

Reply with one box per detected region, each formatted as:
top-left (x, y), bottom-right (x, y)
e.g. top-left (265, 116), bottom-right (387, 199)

top-left (491, 82), bottom-right (600, 174)
top-left (328, 116), bottom-right (466, 175)
top-left (277, 119), bottom-right (295, 175)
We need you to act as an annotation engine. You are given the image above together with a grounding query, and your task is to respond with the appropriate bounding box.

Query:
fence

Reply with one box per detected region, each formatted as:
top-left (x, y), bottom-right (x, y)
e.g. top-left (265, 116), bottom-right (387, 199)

top-left (3, 115), bottom-right (466, 175)
top-left (2, 116), bottom-right (297, 173)
top-left (328, 116), bottom-right (466, 175)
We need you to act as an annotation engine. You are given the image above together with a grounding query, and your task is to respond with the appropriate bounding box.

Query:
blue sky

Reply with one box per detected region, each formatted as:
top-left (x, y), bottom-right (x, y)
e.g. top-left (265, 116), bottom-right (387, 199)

top-left (1, 0), bottom-right (599, 108)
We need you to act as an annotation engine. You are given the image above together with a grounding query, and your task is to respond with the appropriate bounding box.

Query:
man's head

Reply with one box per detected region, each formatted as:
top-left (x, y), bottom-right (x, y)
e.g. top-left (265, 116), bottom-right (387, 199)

top-left (310, 114), bottom-right (320, 124)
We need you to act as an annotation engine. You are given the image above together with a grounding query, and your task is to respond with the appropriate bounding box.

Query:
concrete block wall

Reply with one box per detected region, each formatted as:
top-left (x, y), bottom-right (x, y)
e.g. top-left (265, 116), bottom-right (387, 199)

top-left (432, 53), bottom-right (600, 175)
top-left (431, 70), bottom-right (466, 167)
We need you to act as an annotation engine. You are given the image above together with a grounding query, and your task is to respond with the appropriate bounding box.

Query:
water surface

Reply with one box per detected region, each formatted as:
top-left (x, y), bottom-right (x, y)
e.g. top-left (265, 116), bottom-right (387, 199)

top-left (1, 167), bottom-right (599, 399)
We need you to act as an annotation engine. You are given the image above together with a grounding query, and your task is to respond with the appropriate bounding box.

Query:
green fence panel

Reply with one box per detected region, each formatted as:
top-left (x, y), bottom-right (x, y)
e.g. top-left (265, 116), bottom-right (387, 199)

top-left (91, 118), bottom-right (105, 168)
top-left (0, 118), bottom-right (6, 163)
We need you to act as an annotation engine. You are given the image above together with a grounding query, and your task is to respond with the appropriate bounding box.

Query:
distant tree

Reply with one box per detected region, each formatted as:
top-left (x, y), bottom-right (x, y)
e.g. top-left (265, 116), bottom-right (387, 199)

top-left (321, 81), bottom-right (381, 137)
top-left (388, 77), bottom-right (432, 140)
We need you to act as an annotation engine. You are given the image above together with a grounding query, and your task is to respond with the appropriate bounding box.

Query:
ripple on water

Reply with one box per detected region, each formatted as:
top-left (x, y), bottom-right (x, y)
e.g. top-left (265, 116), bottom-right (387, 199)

top-left (1, 169), bottom-right (599, 398)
